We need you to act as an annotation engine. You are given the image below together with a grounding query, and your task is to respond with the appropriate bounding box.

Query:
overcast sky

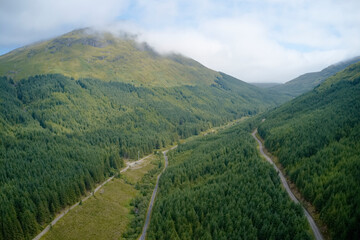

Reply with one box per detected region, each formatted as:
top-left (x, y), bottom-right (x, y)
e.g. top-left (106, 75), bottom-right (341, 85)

top-left (1, 0), bottom-right (360, 83)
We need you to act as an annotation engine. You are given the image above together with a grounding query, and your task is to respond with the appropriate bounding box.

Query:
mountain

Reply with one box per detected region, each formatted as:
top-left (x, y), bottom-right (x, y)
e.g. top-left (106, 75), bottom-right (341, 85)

top-left (258, 61), bottom-right (360, 239)
top-left (271, 56), bottom-right (360, 97)
top-left (0, 28), bottom-right (223, 87)
top-left (0, 29), bottom-right (288, 240)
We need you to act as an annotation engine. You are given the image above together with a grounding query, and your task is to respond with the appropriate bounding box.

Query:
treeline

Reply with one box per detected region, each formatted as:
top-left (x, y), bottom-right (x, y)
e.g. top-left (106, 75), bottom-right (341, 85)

top-left (258, 66), bottom-right (360, 239)
top-left (0, 73), bottom-right (268, 240)
top-left (147, 121), bottom-right (312, 240)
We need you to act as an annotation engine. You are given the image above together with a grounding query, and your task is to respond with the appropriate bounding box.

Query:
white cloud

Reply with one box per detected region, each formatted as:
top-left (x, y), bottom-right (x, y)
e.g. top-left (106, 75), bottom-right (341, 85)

top-left (1, 0), bottom-right (360, 82)
top-left (139, 13), bottom-right (355, 82)
top-left (0, 0), bottom-right (130, 45)
top-left (137, 0), bottom-right (360, 82)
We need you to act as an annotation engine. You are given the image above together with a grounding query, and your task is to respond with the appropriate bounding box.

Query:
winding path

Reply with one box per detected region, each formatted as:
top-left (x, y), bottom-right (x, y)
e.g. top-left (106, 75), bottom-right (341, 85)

top-left (33, 154), bottom-right (152, 240)
top-left (252, 129), bottom-right (323, 240)
top-left (139, 146), bottom-right (177, 240)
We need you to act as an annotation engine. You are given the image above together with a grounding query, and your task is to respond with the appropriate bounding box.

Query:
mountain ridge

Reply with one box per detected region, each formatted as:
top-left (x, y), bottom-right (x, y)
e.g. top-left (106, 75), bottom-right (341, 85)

top-left (271, 56), bottom-right (360, 96)
top-left (0, 28), bottom-right (221, 87)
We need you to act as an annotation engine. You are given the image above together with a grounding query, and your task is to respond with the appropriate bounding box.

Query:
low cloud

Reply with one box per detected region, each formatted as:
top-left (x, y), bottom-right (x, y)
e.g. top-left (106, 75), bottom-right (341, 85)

top-left (0, 0), bottom-right (130, 46)
top-left (1, 0), bottom-right (360, 83)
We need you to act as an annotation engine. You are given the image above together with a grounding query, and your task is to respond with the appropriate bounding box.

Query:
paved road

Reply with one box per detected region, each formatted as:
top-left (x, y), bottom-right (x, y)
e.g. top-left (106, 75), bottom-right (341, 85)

top-left (252, 129), bottom-right (323, 240)
top-left (33, 154), bottom-right (152, 240)
top-left (139, 146), bottom-right (177, 240)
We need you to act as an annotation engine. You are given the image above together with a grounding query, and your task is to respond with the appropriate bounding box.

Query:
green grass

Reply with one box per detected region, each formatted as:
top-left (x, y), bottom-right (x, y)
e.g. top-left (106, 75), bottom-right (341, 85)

top-left (124, 156), bottom-right (160, 184)
top-left (42, 156), bottom-right (158, 240)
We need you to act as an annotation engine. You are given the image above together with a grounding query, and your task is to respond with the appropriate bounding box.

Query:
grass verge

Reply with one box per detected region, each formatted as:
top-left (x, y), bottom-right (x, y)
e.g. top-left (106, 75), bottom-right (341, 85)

top-left (43, 155), bottom-right (159, 240)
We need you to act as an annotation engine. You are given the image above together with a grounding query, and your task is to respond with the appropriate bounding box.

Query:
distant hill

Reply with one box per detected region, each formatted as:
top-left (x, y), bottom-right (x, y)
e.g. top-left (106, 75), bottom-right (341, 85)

top-left (258, 61), bottom-right (360, 239)
top-left (0, 29), bottom-right (289, 240)
top-left (250, 82), bottom-right (281, 88)
top-left (271, 56), bottom-right (360, 97)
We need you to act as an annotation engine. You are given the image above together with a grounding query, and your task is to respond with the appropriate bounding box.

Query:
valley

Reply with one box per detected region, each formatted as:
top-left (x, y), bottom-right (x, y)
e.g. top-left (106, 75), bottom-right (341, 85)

top-left (0, 28), bottom-right (359, 240)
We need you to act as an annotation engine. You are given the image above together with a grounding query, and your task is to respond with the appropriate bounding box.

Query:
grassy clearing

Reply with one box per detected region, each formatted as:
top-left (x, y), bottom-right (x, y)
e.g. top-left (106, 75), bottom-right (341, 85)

top-left (124, 155), bottom-right (161, 184)
top-left (43, 155), bottom-right (158, 240)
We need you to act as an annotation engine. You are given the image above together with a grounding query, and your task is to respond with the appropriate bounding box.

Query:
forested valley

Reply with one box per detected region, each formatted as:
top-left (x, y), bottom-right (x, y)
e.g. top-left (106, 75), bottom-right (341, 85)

top-left (258, 62), bottom-right (360, 239)
top-left (1, 27), bottom-right (359, 240)
top-left (147, 120), bottom-right (312, 240)
top-left (0, 72), bottom-right (281, 240)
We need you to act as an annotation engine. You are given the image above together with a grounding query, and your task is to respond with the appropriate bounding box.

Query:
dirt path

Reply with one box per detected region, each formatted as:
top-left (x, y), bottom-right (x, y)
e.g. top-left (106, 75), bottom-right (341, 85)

top-left (33, 154), bottom-right (153, 240)
top-left (252, 129), bottom-right (323, 240)
top-left (139, 146), bottom-right (177, 240)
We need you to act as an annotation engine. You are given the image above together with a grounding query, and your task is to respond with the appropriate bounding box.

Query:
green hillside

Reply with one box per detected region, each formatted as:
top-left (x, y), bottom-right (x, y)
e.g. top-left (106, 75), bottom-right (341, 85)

top-left (0, 28), bottom-right (290, 240)
top-left (0, 28), bottom-right (221, 87)
top-left (258, 62), bottom-right (360, 239)
top-left (0, 73), bottom-right (284, 240)
top-left (271, 56), bottom-right (360, 97)
top-left (147, 120), bottom-right (312, 239)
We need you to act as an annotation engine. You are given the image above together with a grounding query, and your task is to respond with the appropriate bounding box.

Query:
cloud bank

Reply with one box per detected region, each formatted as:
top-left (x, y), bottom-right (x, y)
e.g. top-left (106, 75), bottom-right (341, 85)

top-left (1, 0), bottom-right (360, 82)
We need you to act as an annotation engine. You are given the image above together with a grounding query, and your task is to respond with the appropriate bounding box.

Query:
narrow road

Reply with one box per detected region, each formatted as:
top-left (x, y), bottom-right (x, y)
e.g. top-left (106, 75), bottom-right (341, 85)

top-left (252, 129), bottom-right (323, 240)
top-left (139, 146), bottom-right (177, 240)
top-left (33, 154), bottom-right (152, 240)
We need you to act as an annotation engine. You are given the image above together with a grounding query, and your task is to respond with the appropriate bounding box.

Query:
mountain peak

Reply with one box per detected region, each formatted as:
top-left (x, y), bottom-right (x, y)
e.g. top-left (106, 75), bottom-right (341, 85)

top-left (0, 28), bottom-right (218, 86)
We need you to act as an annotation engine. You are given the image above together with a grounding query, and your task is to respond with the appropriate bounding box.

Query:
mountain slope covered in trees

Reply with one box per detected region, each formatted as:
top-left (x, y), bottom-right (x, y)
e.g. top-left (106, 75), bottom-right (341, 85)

top-left (0, 73), bottom-right (284, 240)
top-left (258, 61), bottom-right (360, 239)
top-left (0, 29), bottom-right (288, 240)
top-left (148, 120), bottom-right (312, 240)
top-left (271, 56), bottom-right (360, 97)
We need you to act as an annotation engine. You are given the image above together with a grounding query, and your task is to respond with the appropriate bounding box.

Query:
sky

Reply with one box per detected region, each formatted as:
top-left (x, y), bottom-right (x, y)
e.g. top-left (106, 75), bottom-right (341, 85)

top-left (1, 0), bottom-right (360, 83)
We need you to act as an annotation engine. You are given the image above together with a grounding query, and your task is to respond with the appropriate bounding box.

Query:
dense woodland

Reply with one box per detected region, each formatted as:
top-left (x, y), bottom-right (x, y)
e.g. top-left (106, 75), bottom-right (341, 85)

top-left (147, 121), bottom-right (312, 240)
top-left (258, 63), bottom-right (360, 239)
top-left (0, 73), bottom-right (279, 239)
top-left (3, 28), bottom-right (358, 240)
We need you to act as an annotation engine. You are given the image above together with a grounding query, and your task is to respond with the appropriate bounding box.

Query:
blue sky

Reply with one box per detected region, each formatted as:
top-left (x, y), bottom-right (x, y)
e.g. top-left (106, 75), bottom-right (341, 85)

top-left (1, 0), bottom-right (360, 82)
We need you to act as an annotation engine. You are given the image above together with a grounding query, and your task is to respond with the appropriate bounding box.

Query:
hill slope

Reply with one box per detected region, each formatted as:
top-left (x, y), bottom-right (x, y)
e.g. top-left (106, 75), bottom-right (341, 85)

top-left (0, 28), bottom-right (222, 87)
top-left (258, 62), bottom-right (360, 239)
top-left (0, 29), bottom-right (288, 240)
top-left (271, 56), bottom-right (360, 97)
top-left (250, 82), bottom-right (281, 88)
